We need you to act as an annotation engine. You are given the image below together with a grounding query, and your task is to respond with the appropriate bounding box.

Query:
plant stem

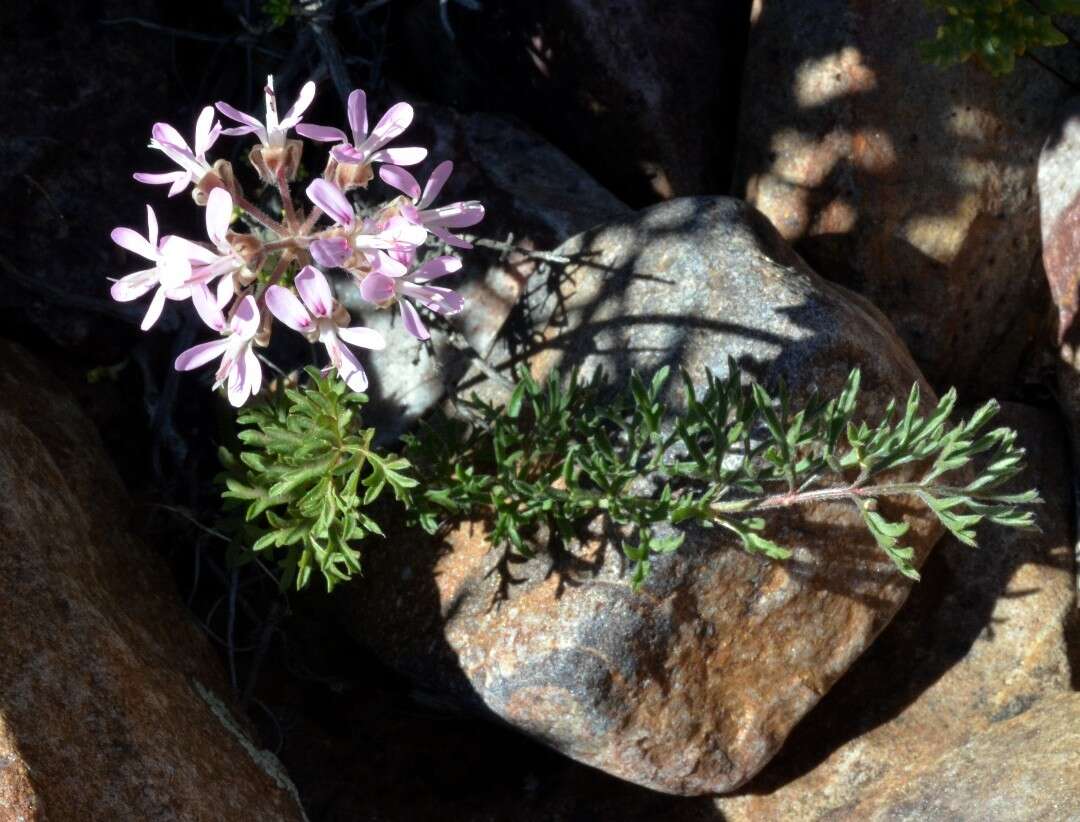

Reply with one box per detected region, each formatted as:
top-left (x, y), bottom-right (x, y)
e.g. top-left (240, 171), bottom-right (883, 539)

top-left (276, 166), bottom-right (300, 233)
top-left (234, 193), bottom-right (288, 236)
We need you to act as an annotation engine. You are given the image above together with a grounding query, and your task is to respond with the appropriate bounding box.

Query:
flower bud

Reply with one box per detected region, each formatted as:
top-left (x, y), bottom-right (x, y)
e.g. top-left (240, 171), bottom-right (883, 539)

top-left (192, 159), bottom-right (237, 206)
top-left (249, 138), bottom-right (304, 183)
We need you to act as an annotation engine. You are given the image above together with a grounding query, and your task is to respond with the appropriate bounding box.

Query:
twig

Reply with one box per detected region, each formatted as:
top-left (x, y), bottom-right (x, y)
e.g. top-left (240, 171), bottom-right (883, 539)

top-left (464, 235), bottom-right (572, 265)
top-left (99, 17), bottom-right (285, 58)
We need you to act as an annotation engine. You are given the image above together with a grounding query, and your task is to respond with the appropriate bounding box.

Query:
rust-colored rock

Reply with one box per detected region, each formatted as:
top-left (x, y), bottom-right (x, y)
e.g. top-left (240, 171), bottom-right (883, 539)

top-left (0, 340), bottom-right (305, 821)
top-left (391, 0), bottom-right (751, 205)
top-left (342, 197), bottom-right (944, 795)
top-left (735, 0), bottom-right (1077, 395)
top-left (716, 403), bottom-right (1076, 818)
top-left (855, 692), bottom-right (1080, 821)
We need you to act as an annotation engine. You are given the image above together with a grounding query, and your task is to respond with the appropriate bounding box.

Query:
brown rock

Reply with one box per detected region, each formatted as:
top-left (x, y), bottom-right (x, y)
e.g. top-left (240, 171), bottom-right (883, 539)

top-left (390, 0), bottom-right (751, 205)
top-left (341, 197), bottom-right (944, 795)
top-left (855, 692), bottom-right (1080, 821)
top-left (716, 403), bottom-right (1076, 819)
top-left (735, 0), bottom-right (1077, 395)
top-left (0, 340), bottom-right (305, 820)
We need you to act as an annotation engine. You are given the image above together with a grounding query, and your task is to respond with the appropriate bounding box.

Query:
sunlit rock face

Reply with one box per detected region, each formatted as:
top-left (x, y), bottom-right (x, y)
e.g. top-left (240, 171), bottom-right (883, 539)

top-left (735, 0), bottom-right (1080, 396)
top-left (340, 197), bottom-right (944, 796)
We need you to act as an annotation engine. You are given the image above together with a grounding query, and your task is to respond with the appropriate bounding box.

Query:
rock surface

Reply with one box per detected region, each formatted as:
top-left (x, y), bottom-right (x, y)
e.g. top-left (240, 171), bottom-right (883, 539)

top-left (341, 197), bottom-right (944, 795)
top-left (0, 340), bottom-right (305, 820)
top-left (735, 0), bottom-right (1078, 395)
top-left (391, 0), bottom-right (751, 205)
top-left (1039, 96), bottom-right (1080, 479)
top-left (338, 107), bottom-right (630, 436)
top-left (716, 403), bottom-right (1077, 818)
top-left (855, 692), bottom-right (1080, 821)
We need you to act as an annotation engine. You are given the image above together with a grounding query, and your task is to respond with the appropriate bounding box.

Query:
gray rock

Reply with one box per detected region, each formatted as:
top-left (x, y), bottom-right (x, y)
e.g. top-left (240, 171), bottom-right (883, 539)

top-left (337, 108), bottom-right (630, 437)
top-left (340, 197), bottom-right (945, 795)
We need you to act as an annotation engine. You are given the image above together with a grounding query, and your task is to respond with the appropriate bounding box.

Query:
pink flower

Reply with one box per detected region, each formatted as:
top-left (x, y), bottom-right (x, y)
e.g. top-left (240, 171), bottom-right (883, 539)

top-left (175, 290), bottom-right (262, 407)
top-left (379, 161), bottom-right (484, 248)
top-left (359, 255), bottom-right (465, 341)
top-left (305, 179), bottom-right (424, 269)
top-left (296, 89), bottom-right (427, 168)
top-left (165, 187), bottom-right (246, 305)
top-left (265, 266), bottom-right (385, 391)
top-left (134, 106), bottom-right (221, 196)
top-left (109, 205), bottom-right (197, 330)
top-left (216, 76), bottom-right (316, 149)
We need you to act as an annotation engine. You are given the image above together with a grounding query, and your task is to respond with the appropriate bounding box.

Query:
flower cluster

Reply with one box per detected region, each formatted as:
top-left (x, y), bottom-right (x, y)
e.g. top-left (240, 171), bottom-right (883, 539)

top-left (110, 77), bottom-right (484, 406)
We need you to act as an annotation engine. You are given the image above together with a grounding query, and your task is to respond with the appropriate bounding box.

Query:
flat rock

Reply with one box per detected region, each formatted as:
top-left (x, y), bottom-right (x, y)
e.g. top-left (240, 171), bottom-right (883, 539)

top-left (340, 197), bottom-right (944, 795)
top-left (855, 692), bottom-right (1080, 821)
top-left (0, 340), bottom-right (305, 821)
top-left (716, 403), bottom-right (1077, 818)
top-left (735, 0), bottom-right (1079, 395)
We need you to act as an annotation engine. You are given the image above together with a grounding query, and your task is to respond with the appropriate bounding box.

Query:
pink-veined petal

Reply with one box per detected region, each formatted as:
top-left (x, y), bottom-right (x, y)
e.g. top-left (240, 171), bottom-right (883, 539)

top-left (146, 205), bottom-right (159, 248)
top-left (379, 165), bottom-right (421, 201)
top-left (191, 284), bottom-right (226, 332)
top-left (412, 255), bottom-right (463, 283)
top-left (216, 101), bottom-right (263, 131)
top-left (398, 297), bottom-right (429, 340)
top-left (429, 225), bottom-right (473, 249)
top-left (265, 285), bottom-right (314, 333)
top-left (310, 236), bottom-right (351, 268)
top-left (133, 170), bottom-right (190, 196)
top-left (161, 234), bottom-right (219, 266)
top-left (226, 352), bottom-right (250, 407)
top-left (380, 215), bottom-right (427, 247)
top-left (280, 80), bottom-right (316, 126)
top-left (111, 227), bottom-right (157, 261)
top-left (174, 338), bottom-right (230, 371)
top-left (306, 179), bottom-right (354, 229)
top-left (419, 160), bottom-right (454, 209)
top-left (205, 187), bottom-right (233, 249)
top-left (295, 265), bottom-right (334, 317)
top-left (158, 255), bottom-right (194, 290)
top-left (424, 201), bottom-right (485, 228)
top-left (338, 325), bottom-right (386, 350)
top-left (371, 251), bottom-right (408, 278)
top-left (140, 286), bottom-right (168, 330)
top-left (295, 123), bottom-right (348, 143)
top-left (327, 338), bottom-right (368, 392)
top-left (152, 122), bottom-right (190, 154)
top-left (110, 268), bottom-right (158, 302)
top-left (369, 146), bottom-right (428, 167)
top-left (193, 106), bottom-right (217, 156)
top-left (215, 272), bottom-right (235, 307)
top-left (358, 272), bottom-right (397, 304)
top-left (230, 295), bottom-right (260, 339)
top-left (245, 347), bottom-right (262, 398)
top-left (403, 282), bottom-right (465, 315)
top-left (347, 89), bottom-right (368, 143)
top-left (362, 102), bottom-right (414, 153)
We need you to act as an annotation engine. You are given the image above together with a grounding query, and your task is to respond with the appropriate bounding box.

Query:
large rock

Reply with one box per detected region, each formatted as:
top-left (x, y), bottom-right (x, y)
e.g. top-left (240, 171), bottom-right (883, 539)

top-left (735, 0), bottom-right (1079, 395)
top-left (390, 0), bottom-right (751, 205)
top-left (340, 197), bottom-right (944, 795)
top-left (0, 340), bottom-right (305, 820)
top-left (716, 403), bottom-right (1076, 818)
top-left (854, 692), bottom-right (1080, 821)
top-left (338, 107), bottom-right (630, 436)
top-left (1039, 96), bottom-right (1080, 476)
